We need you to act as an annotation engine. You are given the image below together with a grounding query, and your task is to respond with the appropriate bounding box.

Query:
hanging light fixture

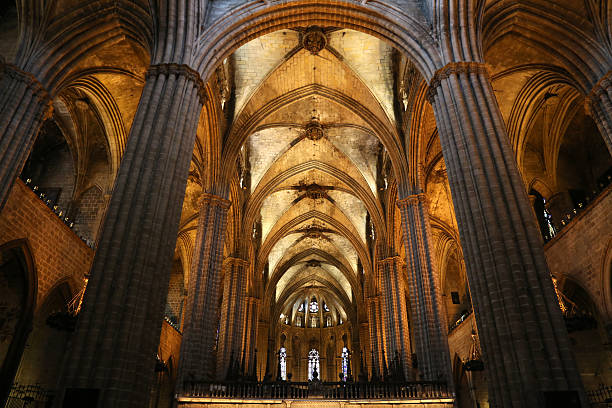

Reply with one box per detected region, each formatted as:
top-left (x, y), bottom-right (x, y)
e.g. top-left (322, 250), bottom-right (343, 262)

top-left (463, 329), bottom-right (484, 371)
top-left (46, 275), bottom-right (89, 331)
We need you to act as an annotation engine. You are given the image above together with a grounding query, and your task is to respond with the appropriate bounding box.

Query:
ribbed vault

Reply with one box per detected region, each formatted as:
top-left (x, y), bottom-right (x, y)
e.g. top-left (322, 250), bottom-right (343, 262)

top-left (216, 28), bottom-right (405, 340)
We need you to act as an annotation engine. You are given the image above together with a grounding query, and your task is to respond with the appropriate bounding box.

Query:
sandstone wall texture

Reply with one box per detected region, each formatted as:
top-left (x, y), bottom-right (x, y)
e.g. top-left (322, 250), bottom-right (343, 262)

top-left (544, 185), bottom-right (612, 321)
top-left (0, 179), bottom-right (93, 306)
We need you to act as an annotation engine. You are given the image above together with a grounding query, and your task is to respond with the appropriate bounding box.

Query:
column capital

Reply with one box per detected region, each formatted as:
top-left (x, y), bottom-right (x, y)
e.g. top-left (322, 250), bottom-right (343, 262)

top-left (198, 192), bottom-right (231, 210)
top-left (377, 256), bottom-right (403, 267)
top-left (396, 193), bottom-right (426, 208)
top-left (427, 61), bottom-right (491, 102)
top-left (246, 296), bottom-right (261, 306)
top-left (585, 69), bottom-right (612, 114)
top-left (0, 62), bottom-right (53, 115)
top-left (146, 63), bottom-right (208, 105)
top-left (223, 257), bottom-right (249, 268)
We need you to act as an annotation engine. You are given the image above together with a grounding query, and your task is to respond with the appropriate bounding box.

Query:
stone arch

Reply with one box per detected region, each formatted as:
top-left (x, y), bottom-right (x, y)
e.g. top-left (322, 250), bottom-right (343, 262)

top-left (13, 280), bottom-right (74, 392)
top-left (0, 239), bottom-right (37, 406)
top-left (18, 1), bottom-right (152, 91)
top-left (61, 74), bottom-right (130, 179)
top-left (557, 276), bottom-right (612, 390)
top-left (194, 2), bottom-right (441, 83)
top-left (21, 117), bottom-right (77, 211)
top-left (219, 84), bottom-right (408, 199)
top-left (482, 1), bottom-right (610, 89)
top-left (528, 178), bottom-right (554, 201)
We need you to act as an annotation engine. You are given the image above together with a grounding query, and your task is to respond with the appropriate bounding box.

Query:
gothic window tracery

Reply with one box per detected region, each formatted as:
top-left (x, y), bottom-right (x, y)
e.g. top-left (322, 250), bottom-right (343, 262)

top-left (308, 349), bottom-right (320, 380)
top-left (309, 297), bottom-right (319, 313)
top-left (279, 347), bottom-right (287, 380)
top-left (341, 347), bottom-right (349, 380)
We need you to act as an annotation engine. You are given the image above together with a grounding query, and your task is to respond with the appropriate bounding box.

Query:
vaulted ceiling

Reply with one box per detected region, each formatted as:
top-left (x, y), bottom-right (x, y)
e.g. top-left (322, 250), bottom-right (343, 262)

top-left (228, 28), bottom-right (399, 322)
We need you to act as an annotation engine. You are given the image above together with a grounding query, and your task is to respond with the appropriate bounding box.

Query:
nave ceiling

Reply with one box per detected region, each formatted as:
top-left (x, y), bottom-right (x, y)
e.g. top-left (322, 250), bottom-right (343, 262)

top-left (1, 0), bottom-right (609, 336)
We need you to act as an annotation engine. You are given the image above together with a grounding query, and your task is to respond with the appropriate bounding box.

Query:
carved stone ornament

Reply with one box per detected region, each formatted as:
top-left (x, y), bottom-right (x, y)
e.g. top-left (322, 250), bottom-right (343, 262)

top-left (305, 121), bottom-right (324, 140)
top-left (306, 260), bottom-right (322, 268)
top-left (302, 28), bottom-right (327, 55)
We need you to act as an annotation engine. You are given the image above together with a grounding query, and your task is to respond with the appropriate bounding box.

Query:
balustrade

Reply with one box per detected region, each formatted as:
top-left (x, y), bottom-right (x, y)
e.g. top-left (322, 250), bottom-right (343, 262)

top-left (182, 381), bottom-right (451, 400)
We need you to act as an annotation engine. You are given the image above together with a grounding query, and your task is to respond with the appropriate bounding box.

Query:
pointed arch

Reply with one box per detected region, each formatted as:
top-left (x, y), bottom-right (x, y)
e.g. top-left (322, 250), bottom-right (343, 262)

top-left (0, 239), bottom-right (37, 406)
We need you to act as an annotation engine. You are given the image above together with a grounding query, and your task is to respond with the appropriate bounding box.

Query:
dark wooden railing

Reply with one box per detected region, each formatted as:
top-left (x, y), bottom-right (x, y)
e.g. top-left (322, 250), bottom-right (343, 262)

top-left (5, 384), bottom-right (53, 408)
top-left (183, 381), bottom-right (452, 400)
top-left (587, 385), bottom-right (612, 406)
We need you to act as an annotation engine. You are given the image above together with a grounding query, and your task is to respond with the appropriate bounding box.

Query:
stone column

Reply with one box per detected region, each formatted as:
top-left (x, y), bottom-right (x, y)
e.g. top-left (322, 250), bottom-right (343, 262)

top-left (586, 70), bottom-right (612, 155)
top-left (428, 61), bottom-right (586, 407)
top-left (177, 193), bottom-right (231, 386)
top-left (366, 295), bottom-right (383, 378)
top-left (377, 257), bottom-right (414, 381)
top-left (0, 63), bottom-right (53, 211)
top-left (216, 257), bottom-right (249, 378)
top-left (242, 296), bottom-right (260, 377)
top-left (397, 195), bottom-right (452, 383)
top-left (358, 322), bottom-right (370, 378)
top-left (57, 63), bottom-right (205, 408)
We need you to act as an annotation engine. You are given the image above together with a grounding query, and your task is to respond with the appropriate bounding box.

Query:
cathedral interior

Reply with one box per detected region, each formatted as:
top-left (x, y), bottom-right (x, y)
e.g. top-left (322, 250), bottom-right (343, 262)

top-left (0, 1), bottom-right (611, 408)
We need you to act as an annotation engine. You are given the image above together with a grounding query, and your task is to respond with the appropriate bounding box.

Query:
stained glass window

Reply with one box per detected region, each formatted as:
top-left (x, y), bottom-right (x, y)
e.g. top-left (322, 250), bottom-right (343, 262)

top-left (279, 347), bottom-right (287, 380)
top-left (542, 197), bottom-right (556, 238)
top-left (308, 349), bottom-right (320, 380)
top-left (341, 347), bottom-right (349, 380)
top-left (323, 302), bottom-right (330, 312)
top-left (309, 298), bottom-right (319, 313)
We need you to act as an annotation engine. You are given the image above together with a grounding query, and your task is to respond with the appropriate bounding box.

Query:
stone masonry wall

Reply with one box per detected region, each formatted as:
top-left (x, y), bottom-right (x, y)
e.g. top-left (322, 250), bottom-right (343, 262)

top-left (0, 179), bottom-right (94, 307)
top-left (544, 185), bottom-right (612, 321)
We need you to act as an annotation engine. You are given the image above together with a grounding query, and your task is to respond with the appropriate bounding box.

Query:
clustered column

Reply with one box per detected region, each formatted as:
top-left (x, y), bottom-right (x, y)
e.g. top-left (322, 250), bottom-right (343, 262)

top-left (358, 322), bottom-right (370, 377)
top-left (0, 62), bottom-right (53, 211)
top-left (57, 63), bottom-right (205, 408)
top-left (216, 257), bottom-right (249, 379)
top-left (377, 257), bottom-right (414, 380)
top-left (428, 61), bottom-right (586, 407)
top-left (242, 296), bottom-right (260, 377)
top-left (586, 70), bottom-right (612, 155)
top-left (177, 193), bottom-right (231, 387)
top-left (366, 295), bottom-right (383, 378)
top-left (397, 195), bottom-right (452, 383)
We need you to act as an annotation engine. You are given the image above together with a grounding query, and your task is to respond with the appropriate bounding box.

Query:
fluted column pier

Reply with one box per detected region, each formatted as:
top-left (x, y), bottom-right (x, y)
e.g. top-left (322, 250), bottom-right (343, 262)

top-left (428, 61), bottom-right (586, 407)
top-left (366, 295), bottom-right (383, 378)
top-left (586, 70), bottom-right (612, 155)
top-left (377, 257), bottom-right (414, 380)
top-left (242, 296), bottom-right (260, 377)
top-left (57, 63), bottom-right (205, 408)
top-left (397, 195), bottom-right (452, 383)
top-left (216, 257), bottom-right (249, 379)
top-left (0, 63), bottom-right (53, 211)
top-left (177, 193), bottom-right (231, 386)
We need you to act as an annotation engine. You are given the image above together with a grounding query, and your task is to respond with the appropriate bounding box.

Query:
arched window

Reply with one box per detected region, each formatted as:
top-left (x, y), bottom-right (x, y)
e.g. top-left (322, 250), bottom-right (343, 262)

top-left (531, 190), bottom-right (556, 240)
top-left (308, 349), bottom-right (320, 380)
top-left (341, 347), bottom-right (349, 380)
top-left (309, 297), bottom-right (319, 313)
top-left (326, 316), bottom-right (332, 327)
top-left (279, 347), bottom-right (287, 380)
